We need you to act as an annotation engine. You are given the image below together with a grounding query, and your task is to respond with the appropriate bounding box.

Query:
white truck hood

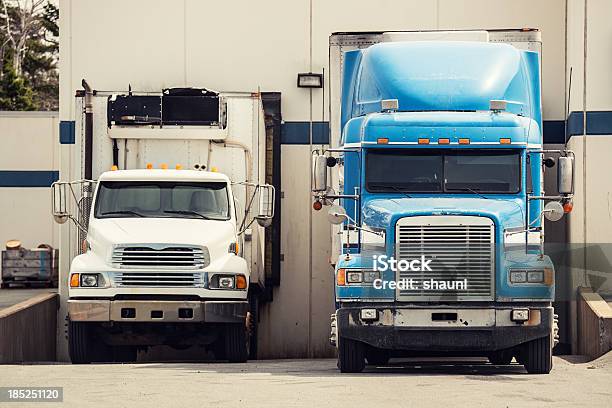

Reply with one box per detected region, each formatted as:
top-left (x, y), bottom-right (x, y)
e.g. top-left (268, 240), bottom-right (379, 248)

top-left (88, 217), bottom-right (236, 262)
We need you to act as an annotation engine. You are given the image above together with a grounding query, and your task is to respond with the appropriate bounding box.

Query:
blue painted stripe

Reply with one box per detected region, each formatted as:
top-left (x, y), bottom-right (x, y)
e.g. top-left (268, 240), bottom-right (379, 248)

top-left (281, 113), bottom-right (612, 145)
top-left (0, 171), bottom-right (59, 187)
top-left (59, 120), bottom-right (75, 144)
top-left (567, 111), bottom-right (612, 136)
top-left (281, 121), bottom-right (329, 144)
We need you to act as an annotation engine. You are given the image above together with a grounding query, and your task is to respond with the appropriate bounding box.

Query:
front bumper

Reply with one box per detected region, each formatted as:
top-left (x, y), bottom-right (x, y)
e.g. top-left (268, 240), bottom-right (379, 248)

top-left (337, 305), bottom-right (553, 351)
top-left (68, 299), bottom-right (248, 323)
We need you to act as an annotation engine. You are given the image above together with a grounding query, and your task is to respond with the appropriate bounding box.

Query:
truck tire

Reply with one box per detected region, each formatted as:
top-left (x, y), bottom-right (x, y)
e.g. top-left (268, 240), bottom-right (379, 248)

top-left (225, 324), bottom-right (249, 363)
top-left (523, 335), bottom-right (553, 374)
top-left (365, 348), bottom-right (390, 366)
top-left (487, 349), bottom-right (513, 365)
top-left (248, 295), bottom-right (259, 360)
top-left (68, 321), bottom-right (94, 364)
top-left (338, 336), bottom-right (365, 373)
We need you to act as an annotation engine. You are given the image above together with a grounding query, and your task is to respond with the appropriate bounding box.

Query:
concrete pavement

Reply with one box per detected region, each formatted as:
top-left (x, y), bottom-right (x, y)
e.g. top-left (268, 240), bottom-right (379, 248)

top-left (0, 356), bottom-right (610, 407)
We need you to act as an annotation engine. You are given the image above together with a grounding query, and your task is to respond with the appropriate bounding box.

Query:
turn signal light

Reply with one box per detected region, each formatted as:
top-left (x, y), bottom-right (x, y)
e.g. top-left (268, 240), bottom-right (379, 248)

top-left (418, 138), bottom-right (430, 144)
top-left (563, 202), bottom-right (573, 213)
top-left (438, 138), bottom-right (450, 144)
top-left (500, 138), bottom-right (512, 144)
top-left (459, 138), bottom-right (470, 144)
top-left (236, 275), bottom-right (247, 289)
top-left (377, 138), bottom-right (389, 144)
top-left (70, 273), bottom-right (80, 288)
top-left (337, 269), bottom-right (346, 286)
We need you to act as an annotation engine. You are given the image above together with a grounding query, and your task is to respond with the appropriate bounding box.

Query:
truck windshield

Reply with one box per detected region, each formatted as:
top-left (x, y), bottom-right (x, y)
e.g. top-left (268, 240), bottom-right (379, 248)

top-left (366, 149), bottom-right (520, 194)
top-left (94, 181), bottom-right (230, 220)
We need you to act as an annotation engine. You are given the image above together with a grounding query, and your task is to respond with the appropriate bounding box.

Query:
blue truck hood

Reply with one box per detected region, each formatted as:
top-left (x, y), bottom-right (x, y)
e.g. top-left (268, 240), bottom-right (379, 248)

top-left (362, 197), bottom-right (525, 233)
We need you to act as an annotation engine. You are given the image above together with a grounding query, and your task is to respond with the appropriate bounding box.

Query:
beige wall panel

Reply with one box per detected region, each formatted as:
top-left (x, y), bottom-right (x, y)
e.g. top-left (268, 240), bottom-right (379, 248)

top-left (439, 0), bottom-right (566, 120)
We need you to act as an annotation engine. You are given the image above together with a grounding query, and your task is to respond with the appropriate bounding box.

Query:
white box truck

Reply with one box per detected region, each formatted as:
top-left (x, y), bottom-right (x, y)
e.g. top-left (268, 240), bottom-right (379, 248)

top-left (52, 82), bottom-right (274, 363)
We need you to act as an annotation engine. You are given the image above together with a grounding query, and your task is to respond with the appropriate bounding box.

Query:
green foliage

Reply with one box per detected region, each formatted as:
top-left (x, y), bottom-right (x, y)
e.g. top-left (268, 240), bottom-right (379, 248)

top-left (0, 58), bottom-right (36, 110)
top-left (0, 0), bottom-right (59, 111)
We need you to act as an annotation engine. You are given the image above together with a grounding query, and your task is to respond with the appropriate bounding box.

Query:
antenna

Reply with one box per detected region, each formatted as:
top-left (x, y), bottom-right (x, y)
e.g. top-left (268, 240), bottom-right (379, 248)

top-left (564, 67), bottom-right (572, 147)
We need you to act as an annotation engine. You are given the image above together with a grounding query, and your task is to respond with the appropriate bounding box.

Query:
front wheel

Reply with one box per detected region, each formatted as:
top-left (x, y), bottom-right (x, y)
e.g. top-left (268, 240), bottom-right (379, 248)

top-left (225, 324), bottom-right (249, 363)
top-left (522, 335), bottom-right (553, 374)
top-left (68, 321), bottom-right (95, 364)
top-left (338, 336), bottom-right (365, 373)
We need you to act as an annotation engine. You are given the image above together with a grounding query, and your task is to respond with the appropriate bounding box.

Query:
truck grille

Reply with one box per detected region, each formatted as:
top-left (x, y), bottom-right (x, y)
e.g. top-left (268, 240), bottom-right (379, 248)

top-left (112, 271), bottom-right (203, 287)
top-left (112, 245), bottom-right (210, 269)
top-left (395, 216), bottom-right (494, 301)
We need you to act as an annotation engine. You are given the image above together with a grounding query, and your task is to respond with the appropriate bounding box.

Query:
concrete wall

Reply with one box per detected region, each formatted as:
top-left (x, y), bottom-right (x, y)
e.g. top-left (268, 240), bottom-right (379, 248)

top-left (0, 293), bottom-right (58, 363)
top-left (0, 112), bottom-right (59, 254)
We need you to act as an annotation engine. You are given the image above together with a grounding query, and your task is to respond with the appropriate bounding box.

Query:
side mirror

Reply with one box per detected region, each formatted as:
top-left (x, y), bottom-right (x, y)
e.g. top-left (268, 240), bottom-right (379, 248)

top-left (327, 205), bottom-right (348, 225)
top-left (312, 155), bottom-right (328, 192)
top-left (255, 184), bottom-right (275, 227)
top-left (557, 156), bottom-right (574, 195)
top-left (52, 182), bottom-right (69, 224)
top-left (543, 201), bottom-right (564, 222)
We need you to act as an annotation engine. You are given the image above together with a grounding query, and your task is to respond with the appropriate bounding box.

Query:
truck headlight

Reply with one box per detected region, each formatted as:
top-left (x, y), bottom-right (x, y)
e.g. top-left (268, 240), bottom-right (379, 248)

top-left (80, 273), bottom-right (99, 287)
top-left (509, 270), bottom-right (527, 283)
top-left (527, 270), bottom-right (544, 283)
top-left (209, 274), bottom-right (247, 290)
top-left (346, 271), bottom-right (363, 283)
top-left (509, 269), bottom-right (552, 284)
top-left (345, 270), bottom-right (380, 284)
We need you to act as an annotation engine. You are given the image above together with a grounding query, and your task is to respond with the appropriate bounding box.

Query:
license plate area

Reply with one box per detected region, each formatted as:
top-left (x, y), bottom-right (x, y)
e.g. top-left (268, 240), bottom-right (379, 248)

top-left (394, 309), bottom-right (495, 327)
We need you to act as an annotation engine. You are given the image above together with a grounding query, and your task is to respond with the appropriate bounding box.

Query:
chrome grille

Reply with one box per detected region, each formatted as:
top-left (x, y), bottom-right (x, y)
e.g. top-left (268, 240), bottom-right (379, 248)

top-left (112, 271), bottom-right (203, 287)
top-left (112, 245), bottom-right (209, 269)
top-left (395, 216), bottom-right (494, 301)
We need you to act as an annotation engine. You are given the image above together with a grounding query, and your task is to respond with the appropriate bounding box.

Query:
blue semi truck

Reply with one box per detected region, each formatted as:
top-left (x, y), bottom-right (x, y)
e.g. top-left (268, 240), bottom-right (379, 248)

top-left (313, 30), bottom-right (574, 373)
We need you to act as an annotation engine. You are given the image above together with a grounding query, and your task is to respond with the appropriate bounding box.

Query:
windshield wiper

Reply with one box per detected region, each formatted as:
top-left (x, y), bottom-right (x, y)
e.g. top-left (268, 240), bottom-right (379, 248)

top-left (163, 210), bottom-right (211, 220)
top-left (369, 184), bottom-right (412, 198)
top-left (100, 210), bottom-right (144, 217)
top-left (448, 187), bottom-right (489, 200)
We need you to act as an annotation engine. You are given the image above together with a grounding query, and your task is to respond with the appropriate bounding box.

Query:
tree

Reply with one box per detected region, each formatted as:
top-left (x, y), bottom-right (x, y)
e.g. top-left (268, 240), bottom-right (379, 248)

top-left (0, 56), bottom-right (35, 110)
top-left (0, 0), bottom-right (58, 110)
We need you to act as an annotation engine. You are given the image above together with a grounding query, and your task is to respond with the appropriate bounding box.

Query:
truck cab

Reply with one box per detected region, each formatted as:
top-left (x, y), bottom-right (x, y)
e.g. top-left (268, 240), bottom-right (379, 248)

top-left (53, 87), bottom-right (274, 363)
top-left (315, 34), bottom-right (574, 373)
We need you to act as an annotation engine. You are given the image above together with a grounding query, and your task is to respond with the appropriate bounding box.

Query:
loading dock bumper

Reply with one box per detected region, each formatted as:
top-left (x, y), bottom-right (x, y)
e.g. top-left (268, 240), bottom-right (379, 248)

top-left (337, 305), bottom-right (553, 351)
top-left (68, 299), bottom-right (248, 323)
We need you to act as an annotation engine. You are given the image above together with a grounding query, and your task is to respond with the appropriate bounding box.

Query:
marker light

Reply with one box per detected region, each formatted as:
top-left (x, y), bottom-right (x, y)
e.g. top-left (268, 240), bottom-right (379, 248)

top-left (337, 269), bottom-right (346, 286)
top-left (438, 138), bottom-right (450, 144)
top-left (160, 163), bottom-right (168, 169)
top-left (377, 138), bottom-right (389, 144)
top-left (418, 138), bottom-right (430, 144)
top-left (111, 165), bottom-right (118, 171)
top-left (236, 275), bottom-right (247, 289)
top-left (175, 164), bottom-right (183, 170)
top-left (146, 163), bottom-right (153, 169)
top-left (563, 202), bottom-right (573, 213)
top-left (211, 167), bottom-right (218, 172)
top-left (459, 138), bottom-right (470, 144)
top-left (70, 273), bottom-right (80, 287)
top-left (500, 138), bottom-right (512, 144)
top-left (313, 201), bottom-right (323, 211)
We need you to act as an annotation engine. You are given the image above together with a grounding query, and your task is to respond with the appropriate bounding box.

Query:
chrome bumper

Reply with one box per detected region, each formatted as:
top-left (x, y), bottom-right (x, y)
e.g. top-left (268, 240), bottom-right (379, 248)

top-left (68, 299), bottom-right (248, 323)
